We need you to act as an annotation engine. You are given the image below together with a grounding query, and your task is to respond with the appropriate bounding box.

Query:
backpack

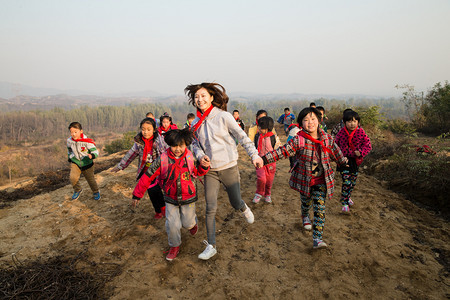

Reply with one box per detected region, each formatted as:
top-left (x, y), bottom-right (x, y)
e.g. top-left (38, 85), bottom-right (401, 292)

top-left (158, 150), bottom-right (197, 186)
top-left (254, 133), bottom-right (276, 149)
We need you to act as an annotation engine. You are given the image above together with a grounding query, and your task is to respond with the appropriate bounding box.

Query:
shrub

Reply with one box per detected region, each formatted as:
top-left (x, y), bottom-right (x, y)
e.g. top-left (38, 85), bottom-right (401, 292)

top-left (104, 131), bottom-right (136, 154)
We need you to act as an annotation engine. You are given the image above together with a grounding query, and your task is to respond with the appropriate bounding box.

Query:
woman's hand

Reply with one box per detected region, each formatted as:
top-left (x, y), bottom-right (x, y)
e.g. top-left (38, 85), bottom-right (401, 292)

top-left (252, 156), bottom-right (264, 169)
top-left (200, 155), bottom-right (210, 168)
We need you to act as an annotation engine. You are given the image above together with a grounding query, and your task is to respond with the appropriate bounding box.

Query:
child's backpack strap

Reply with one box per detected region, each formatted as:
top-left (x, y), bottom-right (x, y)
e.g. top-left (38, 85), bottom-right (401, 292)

top-left (159, 152), bottom-right (169, 181)
top-left (254, 133), bottom-right (260, 148)
top-left (270, 135), bottom-right (276, 149)
top-left (185, 151), bottom-right (197, 179)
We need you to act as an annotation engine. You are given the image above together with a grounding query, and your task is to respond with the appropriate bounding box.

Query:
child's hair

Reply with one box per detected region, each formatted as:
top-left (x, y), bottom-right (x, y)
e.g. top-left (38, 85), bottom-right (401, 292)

top-left (185, 82), bottom-right (229, 111)
top-left (309, 102), bottom-right (316, 107)
top-left (316, 106), bottom-right (325, 114)
top-left (146, 112), bottom-right (155, 118)
top-left (256, 109), bottom-right (267, 118)
top-left (187, 113), bottom-right (195, 120)
top-left (257, 116), bottom-right (274, 131)
top-left (68, 122), bottom-right (82, 130)
top-left (343, 110), bottom-right (360, 123)
top-left (297, 107), bottom-right (321, 124)
top-left (164, 128), bottom-right (193, 147)
top-left (342, 108), bottom-right (353, 118)
top-left (140, 117), bottom-right (157, 130)
top-left (284, 107), bottom-right (290, 112)
top-left (233, 109), bottom-right (239, 114)
top-left (160, 113), bottom-right (173, 125)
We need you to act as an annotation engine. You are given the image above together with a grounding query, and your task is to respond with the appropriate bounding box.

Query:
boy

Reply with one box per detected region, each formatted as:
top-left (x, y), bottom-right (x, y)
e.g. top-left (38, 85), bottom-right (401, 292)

top-left (277, 107), bottom-right (295, 135)
top-left (233, 110), bottom-right (245, 131)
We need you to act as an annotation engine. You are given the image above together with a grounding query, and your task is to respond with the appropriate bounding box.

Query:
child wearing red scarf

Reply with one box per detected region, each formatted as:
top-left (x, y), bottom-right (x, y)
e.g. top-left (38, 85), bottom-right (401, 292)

top-left (334, 110), bottom-right (372, 213)
top-left (158, 113), bottom-right (178, 135)
top-left (253, 116), bottom-right (278, 203)
top-left (67, 122), bottom-right (100, 201)
top-left (112, 118), bottom-right (168, 219)
top-left (277, 107), bottom-right (296, 136)
top-left (261, 107), bottom-right (348, 249)
top-left (132, 128), bottom-right (210, 261)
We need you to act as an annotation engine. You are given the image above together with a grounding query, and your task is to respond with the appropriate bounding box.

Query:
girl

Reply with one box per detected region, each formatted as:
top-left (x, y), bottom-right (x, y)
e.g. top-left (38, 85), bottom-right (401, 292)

top-left (334, 110), bottom-right (372, 213)
top-left (185, 82), bottom-right (263, 260)
top-left (248, 109), bottom-right (281, 147)
top-left (261, 107), bottom-right (348, 249)
top-left (111, 118), bottom-right (168, 219)
top-left (253, 116), bottom-right (278, 204)
top-left (158, 113), bottom-right (178, 135)
top-left (67, 122), bottom-right (100, 201)
top-left (132, 129), bottom-right (210, 261)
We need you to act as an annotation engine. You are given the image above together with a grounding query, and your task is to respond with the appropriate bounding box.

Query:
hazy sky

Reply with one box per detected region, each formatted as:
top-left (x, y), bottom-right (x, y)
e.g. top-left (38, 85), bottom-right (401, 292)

top-left (1, 0), bottom-right (449, 97)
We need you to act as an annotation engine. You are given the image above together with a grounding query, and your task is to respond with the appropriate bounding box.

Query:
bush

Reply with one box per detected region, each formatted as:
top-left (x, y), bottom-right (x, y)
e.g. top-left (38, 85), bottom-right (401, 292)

top-left (104, 131), bottom-right (136, 154)
top-left (383, 119), bottom-right (417, 136)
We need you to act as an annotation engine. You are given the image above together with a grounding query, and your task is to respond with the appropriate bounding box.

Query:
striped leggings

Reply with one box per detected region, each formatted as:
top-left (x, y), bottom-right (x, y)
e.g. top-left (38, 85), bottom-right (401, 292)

top-left (340, 170), bottom-right (358, 205)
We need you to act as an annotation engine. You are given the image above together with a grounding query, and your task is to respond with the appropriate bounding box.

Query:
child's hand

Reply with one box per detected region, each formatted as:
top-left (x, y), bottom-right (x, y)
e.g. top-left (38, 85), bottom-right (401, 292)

top-left (88, 154), bottom-right (93, 159)
top-left (131, 199), bottom-right (140, 208)
top-left (354, 150), bottom-right (361, 157)
top-left (111, 166), bottom-right (120, 173)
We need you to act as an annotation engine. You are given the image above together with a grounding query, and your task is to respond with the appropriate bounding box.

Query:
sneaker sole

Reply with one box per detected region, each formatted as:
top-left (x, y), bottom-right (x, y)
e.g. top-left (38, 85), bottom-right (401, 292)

top-left (72, 190), bottom-right (83, 200)
top-left (303, 225), bottom-right (312, 231)
top-left (313, 243), bottom-right (328, 249)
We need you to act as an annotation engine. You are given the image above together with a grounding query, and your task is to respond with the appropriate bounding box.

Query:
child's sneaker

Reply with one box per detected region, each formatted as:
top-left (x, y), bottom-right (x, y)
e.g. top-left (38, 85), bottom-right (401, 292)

top-left (313, 239), bottom-right (328, 249)
top-left (71, 189), bottom-right (83, 200)
top-left (252, 193), bottom-right (262, 203)
top-left (241, 204), bottom-right (254, 224)
top-left (302, 215), bottom-right (312, 231)
top-left (348, 198), bottom-right (354, 206)
top-left (264, 195), bottom-right (272, 203)
top-left (342, 205), bottom-right (350, 213)
top-left (189, 223), bottom-right (198, 236)
top-left (93, 192), bottom-right (101, 201)
top-left (198, 240), bottom-right (217, 260)
top-left (166, 246), bottom-right (180, 261)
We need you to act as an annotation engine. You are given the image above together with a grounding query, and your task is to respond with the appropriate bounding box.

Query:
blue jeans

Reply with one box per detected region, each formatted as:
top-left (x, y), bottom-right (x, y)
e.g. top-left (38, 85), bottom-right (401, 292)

top-left (165, 202), bottom-right (197, 247)
top-left (204, 165), bottom-right (246, 245)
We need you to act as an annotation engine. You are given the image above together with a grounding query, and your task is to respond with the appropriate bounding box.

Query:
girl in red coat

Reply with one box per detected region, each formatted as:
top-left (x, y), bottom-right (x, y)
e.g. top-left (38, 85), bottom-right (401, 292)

top-left (334, 110), bottom-right (372, 213)
top-left (261, 107), bottom-right (348, 249)
top-left (132, 128), bottom-right (210, 261)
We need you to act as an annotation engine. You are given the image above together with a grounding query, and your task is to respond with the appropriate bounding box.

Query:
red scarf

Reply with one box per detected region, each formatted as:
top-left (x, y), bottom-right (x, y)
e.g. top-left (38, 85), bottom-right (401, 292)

top-left (158, 125), bottom-right (170, 135)
top-left (140, 136), bottom-right (154, 170)
top-left (284, 113), bottom-right (291, 120)
top-left (72, 133), bottom-right (96, 145)
top-left (344, 127), bottom-right (357, 151)
top-left (192, 105), bottom-right (214, 133)
top-left (166, 148), bottom-right (187, 181)
top-left (298, 130), bottom-right (333, 156)
top-left (257, 132), bottom-right (274, 152)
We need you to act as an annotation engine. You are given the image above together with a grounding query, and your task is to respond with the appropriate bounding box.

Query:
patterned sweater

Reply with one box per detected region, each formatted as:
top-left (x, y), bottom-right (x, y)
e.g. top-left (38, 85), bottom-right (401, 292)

top-left (67, 134), bottom-right (99, 168)
top-left (262, 129), bottom-right (346, 199)
top-left (334, 127), bottom-right (372, 159)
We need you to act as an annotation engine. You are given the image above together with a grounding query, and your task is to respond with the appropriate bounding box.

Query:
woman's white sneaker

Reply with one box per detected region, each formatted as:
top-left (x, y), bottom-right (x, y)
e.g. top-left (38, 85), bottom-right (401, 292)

top-left (241, 204), bottom-right (254, 224)
top-left (198, 240), bottom-right (217, 260)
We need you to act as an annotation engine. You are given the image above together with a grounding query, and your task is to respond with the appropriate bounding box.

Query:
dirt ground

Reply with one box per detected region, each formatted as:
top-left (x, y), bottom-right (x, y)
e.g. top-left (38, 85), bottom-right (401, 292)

top-left (0, 136), bottom-right (449, 299)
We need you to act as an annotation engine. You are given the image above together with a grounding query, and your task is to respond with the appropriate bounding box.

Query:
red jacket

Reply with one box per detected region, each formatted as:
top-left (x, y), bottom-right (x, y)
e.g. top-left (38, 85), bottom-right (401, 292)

top-left (133, 148), bottom-right (209, 205)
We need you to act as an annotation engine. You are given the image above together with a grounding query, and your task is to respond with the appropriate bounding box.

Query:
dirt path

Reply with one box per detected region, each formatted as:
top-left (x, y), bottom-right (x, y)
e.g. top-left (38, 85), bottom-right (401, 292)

top-left (0, 147), bottom-right (448, 299)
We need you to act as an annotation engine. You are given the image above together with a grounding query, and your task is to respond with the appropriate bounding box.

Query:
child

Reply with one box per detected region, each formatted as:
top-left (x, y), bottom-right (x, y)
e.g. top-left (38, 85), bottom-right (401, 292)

top-left (277, 107), bottom-right (296, 136)
top-left (261, 107), bottom-right (348, 249)
top-left (233, 110), bottom-right (245, 131)
top-left (253, 116), bottom-right (278, 203)
top-left (158, 113), bottom-right (178, 135)
top-left (316, 106), bottom-right (328, 132)
top-left (248, 109), bottom-right (281, 148)
top-left (146, 112), bottom-right (160, 127)
top-left (330, 108), bottom-right (354, 138)
top-left (111, 118), bottom-right (168, 219)
top-left (184, 113), bottom-right (196, 129)
top-left (67, 122), bottom-right (100, 201)
top-left (132, 128), bottom-right (210, 261)
top-left (334, 110), bottom-right (372, 213)
top-left (185, 82), bottom-right (263, 260)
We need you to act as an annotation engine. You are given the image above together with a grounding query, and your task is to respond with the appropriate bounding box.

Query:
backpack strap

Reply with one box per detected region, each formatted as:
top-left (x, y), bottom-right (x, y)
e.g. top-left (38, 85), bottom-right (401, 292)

top-left (185, 150), bottom-right (197, 179)
top-left (270, 135), bottom-right (276, 149)
top-left (159, 152), bottom-right (169, 181)
top-left (254, 133), bottom-right (260, 148)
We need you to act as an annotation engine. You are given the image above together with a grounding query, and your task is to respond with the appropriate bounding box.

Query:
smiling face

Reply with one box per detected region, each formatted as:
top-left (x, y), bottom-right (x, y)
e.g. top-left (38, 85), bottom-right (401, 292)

top-left (345, 118), bottom-right (359, 132)
top-left (141, 122), bottom-right (154, 139)
top-left (301, 112), bottom-right (319, 135)
top-left (194, 88), bottom-right (213, 113)
top-left (161, 118), bottom-right (171, 129)
top-left (170, 143), bottom-right (187, 158)
top-left (70, 127), bottom-right (83, 140)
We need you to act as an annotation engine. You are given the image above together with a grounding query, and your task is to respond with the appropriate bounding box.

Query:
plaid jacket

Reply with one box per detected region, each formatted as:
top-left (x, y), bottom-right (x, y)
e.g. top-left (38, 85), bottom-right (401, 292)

top-left (262, 128), bottom-right (346, 199)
